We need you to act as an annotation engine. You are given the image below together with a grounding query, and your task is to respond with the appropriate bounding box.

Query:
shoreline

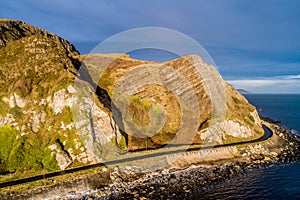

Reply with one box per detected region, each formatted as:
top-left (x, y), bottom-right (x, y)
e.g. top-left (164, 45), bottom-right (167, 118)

top-left (1, 121), bottom-right (299, 199)
top-left (74, 122), bottom-right (299, 199)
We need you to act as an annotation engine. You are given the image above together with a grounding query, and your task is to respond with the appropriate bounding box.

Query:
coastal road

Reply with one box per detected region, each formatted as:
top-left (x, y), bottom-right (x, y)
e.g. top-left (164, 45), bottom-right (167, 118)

top-left (0, 125), bottom-right (273, 189)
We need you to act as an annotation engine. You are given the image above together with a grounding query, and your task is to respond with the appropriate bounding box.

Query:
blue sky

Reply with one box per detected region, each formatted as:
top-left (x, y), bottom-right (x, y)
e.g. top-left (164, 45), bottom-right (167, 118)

top-left (1, 0), bottom-right (300, 93)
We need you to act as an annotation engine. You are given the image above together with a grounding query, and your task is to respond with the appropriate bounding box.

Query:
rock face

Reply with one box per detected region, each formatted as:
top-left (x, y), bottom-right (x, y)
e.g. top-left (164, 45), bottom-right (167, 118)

top-left (82, 54), bottom-right (263, 151)
top-left (0, 19), bottom-right (121, 173)
top-left (0, 19), bottom-right (263, 174)
top-left (0, 18), bottom-right (78, 54)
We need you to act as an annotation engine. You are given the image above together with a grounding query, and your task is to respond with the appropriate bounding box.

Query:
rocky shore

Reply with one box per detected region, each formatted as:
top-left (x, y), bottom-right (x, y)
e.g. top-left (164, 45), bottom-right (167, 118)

top-left (82, 162), bottom-right (269, 199)
top-left (61, 122), bottom-right (300, 200)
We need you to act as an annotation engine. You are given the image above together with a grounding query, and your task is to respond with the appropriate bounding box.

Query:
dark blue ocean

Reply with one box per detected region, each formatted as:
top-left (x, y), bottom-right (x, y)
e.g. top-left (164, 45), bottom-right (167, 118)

top-left (199, 94), bottom-right (300, 200)
top-left (246, 94), bottom-right (300, 133)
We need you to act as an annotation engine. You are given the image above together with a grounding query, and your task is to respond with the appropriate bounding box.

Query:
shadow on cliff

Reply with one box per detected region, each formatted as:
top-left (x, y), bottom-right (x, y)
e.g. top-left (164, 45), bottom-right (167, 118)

top-left (77, 62), bottom-right (128, 148)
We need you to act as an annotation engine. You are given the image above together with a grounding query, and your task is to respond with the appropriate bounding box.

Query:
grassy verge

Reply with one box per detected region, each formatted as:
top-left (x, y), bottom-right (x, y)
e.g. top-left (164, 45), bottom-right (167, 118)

top-left (0, 165), bottom-right (108, 194)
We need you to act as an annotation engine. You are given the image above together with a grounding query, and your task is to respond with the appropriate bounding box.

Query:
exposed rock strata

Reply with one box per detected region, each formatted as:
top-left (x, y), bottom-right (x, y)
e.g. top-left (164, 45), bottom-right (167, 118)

top-left (82, 54), bottom-right (263, 151)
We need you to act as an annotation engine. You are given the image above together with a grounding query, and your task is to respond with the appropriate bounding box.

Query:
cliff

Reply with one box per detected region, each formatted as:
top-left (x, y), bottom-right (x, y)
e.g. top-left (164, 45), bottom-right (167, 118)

top-left (0, 19), bottom-right (263, 176)
top-left (0, 19), bottom-right (121, 174)
top-left (82, 54), bottom-right (263, 151)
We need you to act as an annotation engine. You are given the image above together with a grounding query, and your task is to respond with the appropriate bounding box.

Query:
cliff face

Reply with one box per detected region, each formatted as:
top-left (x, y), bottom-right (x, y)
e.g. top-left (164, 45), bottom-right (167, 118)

top-left (0, 19), bottom-right (263, 174)
top-left (83, 54), bottom-right (263, 151)
top-left (0, 19), bottom-right (121, 173)
top-left (0, 19), bottom-right (78, 54)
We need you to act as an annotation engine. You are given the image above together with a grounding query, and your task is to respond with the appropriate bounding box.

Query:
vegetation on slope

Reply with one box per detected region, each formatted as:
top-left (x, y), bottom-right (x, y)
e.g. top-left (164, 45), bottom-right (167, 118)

top-left (0, 19), bottom-right (83, 175)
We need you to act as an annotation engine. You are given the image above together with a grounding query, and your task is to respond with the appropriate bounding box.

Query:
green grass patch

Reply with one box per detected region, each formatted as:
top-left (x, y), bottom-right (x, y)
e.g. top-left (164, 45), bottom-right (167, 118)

top-left (62, 107), bottom-right (73, 124)
top-left (119, 135), bottom-right (127, 150)
top-left (99, 68), bottom-right (112, 89)
top-left (0, 125), bottom-right (59, 176)
top-left (152, 104), bottom-right (163, 115)
top-left (9, 107), bottom-right (22, 119)
top-left (0, 102), bottom-right (9, 116)
top-left (232, 96), bottom-right (240, 104)
top-left (244, 117), bottom-right (253, 125)
top-left (0, 125), bottom-right (17, 173)
top-left (248, 114), bottom-right (255, 123)
top-left (129, 96), bottom-right (152, 126)
top-left (223, 135), bottom-right (245, 144)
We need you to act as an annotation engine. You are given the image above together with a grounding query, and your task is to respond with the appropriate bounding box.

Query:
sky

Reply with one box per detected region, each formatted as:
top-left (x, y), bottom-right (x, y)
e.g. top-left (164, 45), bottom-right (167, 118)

top-left (1, 0), bottom-right (300, 93)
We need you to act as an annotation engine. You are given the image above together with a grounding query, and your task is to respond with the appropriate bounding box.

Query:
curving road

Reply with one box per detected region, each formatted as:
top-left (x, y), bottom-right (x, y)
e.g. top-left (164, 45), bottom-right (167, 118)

top-left (0, 125), bottom-right (273, 189)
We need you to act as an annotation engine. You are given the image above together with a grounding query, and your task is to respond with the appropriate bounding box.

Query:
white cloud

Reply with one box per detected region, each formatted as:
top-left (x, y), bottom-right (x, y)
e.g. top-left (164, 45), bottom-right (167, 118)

top-left (228, 75), bottom-right (300, 93)
top-left (271, 74), bottom-right (300, 80)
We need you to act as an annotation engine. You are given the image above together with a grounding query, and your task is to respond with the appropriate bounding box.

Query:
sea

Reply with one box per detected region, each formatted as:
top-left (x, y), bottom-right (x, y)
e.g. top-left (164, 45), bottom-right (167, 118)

top-left (198, 94), bottom-right (300, 200)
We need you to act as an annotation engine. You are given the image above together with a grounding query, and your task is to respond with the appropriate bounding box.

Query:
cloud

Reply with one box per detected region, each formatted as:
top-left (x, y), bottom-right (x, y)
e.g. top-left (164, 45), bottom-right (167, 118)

top-left (228, 75), bottom-right (300, 93)
top-left (271, 74), bottom-right (300, 80)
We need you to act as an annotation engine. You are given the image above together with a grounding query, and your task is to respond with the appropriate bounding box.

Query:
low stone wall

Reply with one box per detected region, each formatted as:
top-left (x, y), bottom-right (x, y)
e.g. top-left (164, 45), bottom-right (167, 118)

top-left (167, 146), bottom-right (238, 167)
